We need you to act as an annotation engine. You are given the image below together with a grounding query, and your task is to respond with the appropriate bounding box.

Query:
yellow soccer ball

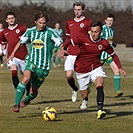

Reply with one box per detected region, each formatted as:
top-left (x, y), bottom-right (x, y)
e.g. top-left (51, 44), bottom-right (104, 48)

top-left (42, 107), bottom-right (57, 121)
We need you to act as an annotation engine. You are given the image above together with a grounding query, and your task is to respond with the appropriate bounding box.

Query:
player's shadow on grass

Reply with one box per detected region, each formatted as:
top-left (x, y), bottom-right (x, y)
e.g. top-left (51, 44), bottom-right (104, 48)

top-left (105, 101), bottom-right (133, 107)
top-left (90, 101), bottom-right (133, 109)
top-left (18, 113), bottom-right (63, 121)
top-left (104, 110), bottom-right (133, 119)
top-left (18, 109), bottom-right (96, 119)
top-left (106, 95), bottom-right (133, 99)
top-left (58, 109), bottom-right (97, 115)
top-left (31, 99), bottom-right (78, 105)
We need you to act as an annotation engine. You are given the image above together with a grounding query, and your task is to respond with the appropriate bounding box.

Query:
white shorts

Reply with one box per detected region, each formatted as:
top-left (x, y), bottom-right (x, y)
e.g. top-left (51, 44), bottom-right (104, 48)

top-left (76, 66), bottom-right (107, 90)
top-left (64, 55), bottom-right (77, 71)
top-left (0, 44), bottom-right (6, 55)
top-left (7, 57), bottom-right (26, 74)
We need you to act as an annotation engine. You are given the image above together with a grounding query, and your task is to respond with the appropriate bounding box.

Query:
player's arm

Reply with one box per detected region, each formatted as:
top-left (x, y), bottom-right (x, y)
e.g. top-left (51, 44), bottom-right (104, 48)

top-left (58, 38), bottom-right (71, 59)
top-left (111, 53), bottom-right (127, 76)
top-left (58, 21), bottom-right (71, 58)
top-left (106, 45), bottom-right (127, 77)
top-left (5, 32), bottom-right (29, 63)
top-left (5, 41), bottom-right (23, 63)
top-left (1, 32), bottom-right (7, 50)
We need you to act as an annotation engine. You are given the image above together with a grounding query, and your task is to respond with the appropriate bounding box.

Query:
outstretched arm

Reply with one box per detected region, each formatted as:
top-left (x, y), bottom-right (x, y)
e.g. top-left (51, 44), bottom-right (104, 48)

top-left (5, 41), bottom-right (23, 64)
top-left (58, 39), bottom-right (71, 59)
top-left (106, 44), bottom-right (127, 77)
top-left (111, 53), bottom-right (127, 77)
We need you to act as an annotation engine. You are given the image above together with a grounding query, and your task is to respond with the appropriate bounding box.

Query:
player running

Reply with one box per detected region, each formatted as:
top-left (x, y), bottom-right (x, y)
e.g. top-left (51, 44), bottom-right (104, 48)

top-left (59, 2), bottom-right (92, 102)
top-left (60, 21), bottom-right (127, 119)
top-left (0, 22), bottom-right (6, 67)
top-left (52, 22), bottom-right (63, 68)
top-left (100, 13), bottom-right (123, 97)
top-left (2, 12), bottom-right (30, 95)
top-left (6, 11), bottom-right (63, 113)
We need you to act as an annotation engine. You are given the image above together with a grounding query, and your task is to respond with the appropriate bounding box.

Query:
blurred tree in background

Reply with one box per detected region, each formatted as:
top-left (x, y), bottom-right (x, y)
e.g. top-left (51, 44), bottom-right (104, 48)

top-left (0, 2), bottom-right (132, 47)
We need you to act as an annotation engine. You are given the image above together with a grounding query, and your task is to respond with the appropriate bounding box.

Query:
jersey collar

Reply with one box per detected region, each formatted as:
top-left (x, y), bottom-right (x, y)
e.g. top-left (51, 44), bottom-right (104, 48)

top-left (90, 34), bottom-right (101, 43)
top-left (74, 16), bottom-right (85, 22)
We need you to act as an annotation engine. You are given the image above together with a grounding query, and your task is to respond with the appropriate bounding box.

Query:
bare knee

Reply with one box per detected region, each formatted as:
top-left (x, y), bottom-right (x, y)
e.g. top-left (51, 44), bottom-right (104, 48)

top-left (22, 76), bottom-right (30, 84)
top-left (66, 70), bottom-right (73, 80)
top-left (81, 89), bottom-right (88, 99)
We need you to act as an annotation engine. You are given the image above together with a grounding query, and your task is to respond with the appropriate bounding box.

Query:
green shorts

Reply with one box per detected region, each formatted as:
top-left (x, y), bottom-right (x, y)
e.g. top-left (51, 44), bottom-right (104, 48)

top-left (25, 61), bottom-right (49, 88)
top-left (53, 46), bottom-right (60, 53)
top-left (101, 56), bottom-right (113, 65)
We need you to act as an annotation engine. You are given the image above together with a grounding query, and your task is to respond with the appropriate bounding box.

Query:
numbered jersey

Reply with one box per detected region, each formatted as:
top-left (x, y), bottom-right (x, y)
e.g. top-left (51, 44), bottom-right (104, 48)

top-left (21, 26), bottom-right (62, 70)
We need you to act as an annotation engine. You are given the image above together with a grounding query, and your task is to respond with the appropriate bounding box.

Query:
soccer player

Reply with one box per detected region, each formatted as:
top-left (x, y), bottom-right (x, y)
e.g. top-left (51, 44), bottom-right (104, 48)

top-left (60, 21), bottom-right (127, 119)
top-left (6, 11), bottom-right (63, 113)
top-left (52, 22), bottom-right (63, 68)
top-left (1, 12), bottom-right (30, 95)
top-left (59, 2), bottom-right (92, 102)
top-left (100, 13), bottom-right (123, 97)
top-left (0, 22), bottom-right (6, 67)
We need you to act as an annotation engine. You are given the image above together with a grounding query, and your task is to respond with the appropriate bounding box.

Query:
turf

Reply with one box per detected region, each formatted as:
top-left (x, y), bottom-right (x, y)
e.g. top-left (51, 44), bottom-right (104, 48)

top-left (0, 61), bottom-right (132, 133)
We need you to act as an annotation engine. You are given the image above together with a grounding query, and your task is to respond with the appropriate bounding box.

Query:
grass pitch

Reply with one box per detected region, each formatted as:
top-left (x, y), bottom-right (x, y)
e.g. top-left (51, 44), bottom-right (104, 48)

top-left (0, 61), bottom-right (132, 133)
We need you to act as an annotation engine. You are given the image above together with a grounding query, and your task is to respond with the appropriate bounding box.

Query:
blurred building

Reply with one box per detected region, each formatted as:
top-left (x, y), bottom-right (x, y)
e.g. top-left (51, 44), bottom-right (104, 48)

top-left (0, 0), bottom-right (133, 11)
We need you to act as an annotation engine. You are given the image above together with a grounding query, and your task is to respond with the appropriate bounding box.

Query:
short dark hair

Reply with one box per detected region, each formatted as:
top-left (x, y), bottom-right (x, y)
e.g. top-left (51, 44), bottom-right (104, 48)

top-left (90, 21), bottom-right (103, 30)
top-left (105, 13), bottom-right (115, 20)
top-left (6, 12), bottom-right (16, 19)
top-left (73, 1), bottom-right (85, 10)
top-left (34, 11), bottom-right (49, 22)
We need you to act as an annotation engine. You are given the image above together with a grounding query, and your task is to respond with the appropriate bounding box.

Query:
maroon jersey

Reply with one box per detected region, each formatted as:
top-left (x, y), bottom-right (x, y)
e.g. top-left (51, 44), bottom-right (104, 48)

top-left (2, 24), bottom-right (28, 60)
top-left (65, 17), bottom-right (92, 55)
top-left (74, 35), bottom-right (122, 73)
top-left (0, 29), bottom-right (3, 45)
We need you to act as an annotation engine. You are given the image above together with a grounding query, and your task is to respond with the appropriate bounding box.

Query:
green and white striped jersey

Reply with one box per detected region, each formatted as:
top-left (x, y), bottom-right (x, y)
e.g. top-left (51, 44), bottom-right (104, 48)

top-left (20, 26), bottom-right (62, 70)
top-left (101, 24), bottom-right (114, 46)
top-left (53, 28), bottom-right (63, 38)
top-left (100, 24), bottom-right (114, 61)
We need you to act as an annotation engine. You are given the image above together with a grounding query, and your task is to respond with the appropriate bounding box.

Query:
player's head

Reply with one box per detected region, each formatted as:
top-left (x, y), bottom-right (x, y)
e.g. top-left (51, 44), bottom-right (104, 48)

top-left (90, 21), bottom-right (103, 41)
top-left (0, 22), bottom-right (3, 30)
top-left (104, 13), bottom-right (115, 28)
top-left (34, 11), bottom-right (49, 31)
top-left (55, 22), bottom-right (60, 29)
top-left (5, 12), bottom-right (17, 26)
top-left (73, 2), bottom-right (85, 19)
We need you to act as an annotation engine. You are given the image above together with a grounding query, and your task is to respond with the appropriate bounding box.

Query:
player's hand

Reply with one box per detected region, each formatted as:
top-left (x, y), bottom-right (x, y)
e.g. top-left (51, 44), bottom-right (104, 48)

top-left (5, 53), bottom-right (14, 64)
top-left (58, 49), bottom-right (68, 58)
top-left (2, 44), bottom-right (7, 50)
top-left (58, 49), bottom-right (68, 61)
top-left (119, 68), bottom-right (127, 77)
top-left (112, 43), bottom-right (117, 48)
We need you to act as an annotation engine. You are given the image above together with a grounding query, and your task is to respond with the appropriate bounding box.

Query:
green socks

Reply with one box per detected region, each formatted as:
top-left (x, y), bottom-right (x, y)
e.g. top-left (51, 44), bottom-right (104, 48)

top-left (53, 55), bottom-right (56, 63)
top-left (58, 57), bottom-right (61, 64)
top-left (114, 75), bottom-right (120, 92)
top-left (15, 82), bottom-right (26, 105)
top-left (25, 92), bottom-right (38, 103)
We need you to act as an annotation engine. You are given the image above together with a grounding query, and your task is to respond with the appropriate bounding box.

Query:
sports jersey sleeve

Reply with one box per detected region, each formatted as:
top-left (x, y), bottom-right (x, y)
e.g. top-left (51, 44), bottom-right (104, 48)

top-left (106, 44), bottom-right (122, 69)
top-left (21, 25), bottom-right (27, 34)
top-left (1, 31), bottom-right (7, 45)
top-left (66, 22), bottom-right (70, 37)
top-left (101, 27), bottom-right (108, 40)
top-left (111, 53), bottom-right (122, 69)
top-left (20, 29), bottom-right (29, 44)
top-left (87, 20), bottom-right (92, 32)
top-left (62, 39), bottom-right (71, 48)
top-left (60, 29), bottom-right (63, 38)
top-left (51, 32), bottom-right (63, 46)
